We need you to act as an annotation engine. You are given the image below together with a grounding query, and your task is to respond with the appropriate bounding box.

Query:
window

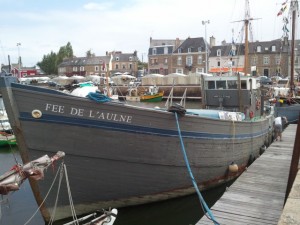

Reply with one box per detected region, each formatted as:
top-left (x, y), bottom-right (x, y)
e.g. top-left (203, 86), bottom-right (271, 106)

top-left (217, 49), bottom-right (221, 56)
top-left (252, 57), bottom-right (257, 66)
top-left (196, 67), bottom-right (204, 73)
top-left (73, 67), bottom-right (77, 72)
top-left (164, 47), bottom-right (168, 54)
top-left (257, 46), bottom-right (261, 52)
top-left (178, 48), bottom-right (182, 53)
top-left (116, 57), bottom-right (119, 61)
top-left (129, 57), bottom-right (132, 61)
top-left (241, 80), bottom-right (247, 89)
top-left (198, 47), bottom-right (202, 52)
top-left (271, 45), bottom-right (276, 52)
top-left (186, 56), bottom-right (193, 66)
top-left (176, 68), bottom-right (183, 74)
top-left (227, 80), bottom-right (238, 89)
top-left (207, 81), bottom-right (215, 89)
top-left (152, 48), bottom-right (156, 55)
top-left (216, 80), bottom-right (226, 89)
top-left (275, 56), bottom-right (281, 65)
top-left (122, 64), bottom-right (126, 69)
top-left (217, 61), bottom-right (220, 66)
top-left (263, 56), bottom-right (269, 65)
top-left (129, 63), bottom-right (132, 69)
top-left (177, 56), bottom-right (182, 65)
top-left (188, 48), bottom-right (191, 53)
top-left (197, 55), bottom-right (202, 64)
top-left (80, 66), bottom-right (84, 71)
top-left (164, 58), bottom-right (168, 64)
top-left (95, 66), bottom-right (99, 71)
top-left (115, 64), bottom-right (119, 69)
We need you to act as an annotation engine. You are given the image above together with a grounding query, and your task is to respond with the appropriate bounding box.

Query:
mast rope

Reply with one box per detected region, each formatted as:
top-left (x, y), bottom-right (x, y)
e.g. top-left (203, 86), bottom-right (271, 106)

top-left (23, 162), bottom-right (64, 225)
top-left (174, 112), bottom-right (220, 225)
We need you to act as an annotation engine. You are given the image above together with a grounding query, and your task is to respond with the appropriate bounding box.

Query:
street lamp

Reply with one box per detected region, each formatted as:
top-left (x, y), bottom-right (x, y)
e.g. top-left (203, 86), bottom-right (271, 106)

top-left (17, 43), bottom-right (21, 77)
top-left (202, 20), bottom-right (209, 73)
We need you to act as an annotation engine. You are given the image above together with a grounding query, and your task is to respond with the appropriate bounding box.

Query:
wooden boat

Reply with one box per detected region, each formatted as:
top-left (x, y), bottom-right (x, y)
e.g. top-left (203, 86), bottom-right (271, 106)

top-left (0, 132), bottom-right (16, 146)
top-left (274, 0), bottom-right (300, 123)
top-left (0, 74), bottom-right (274, 222)
top-left (126, 85), bottom-right (164, 102)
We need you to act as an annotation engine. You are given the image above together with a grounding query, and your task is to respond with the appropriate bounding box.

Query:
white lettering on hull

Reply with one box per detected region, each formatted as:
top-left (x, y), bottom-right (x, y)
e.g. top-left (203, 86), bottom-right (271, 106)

top-left (44, 103), bottom-right (133, 123)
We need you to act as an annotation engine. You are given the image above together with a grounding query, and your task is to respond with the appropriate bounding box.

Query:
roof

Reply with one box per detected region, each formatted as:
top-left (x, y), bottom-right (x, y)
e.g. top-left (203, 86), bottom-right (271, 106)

top-left (58, 56), bottom-right (111, 67)
top-left (173, 37), bottom-right (206, 53)
top-left (210, 43), bottom-right (245, 57)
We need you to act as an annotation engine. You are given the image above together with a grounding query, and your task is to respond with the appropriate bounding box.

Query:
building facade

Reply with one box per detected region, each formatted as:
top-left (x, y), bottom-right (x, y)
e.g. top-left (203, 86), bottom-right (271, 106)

top-left (171, 37), bottom-right (207, 74)
top-left (148, 37), bottom-right (183, 75)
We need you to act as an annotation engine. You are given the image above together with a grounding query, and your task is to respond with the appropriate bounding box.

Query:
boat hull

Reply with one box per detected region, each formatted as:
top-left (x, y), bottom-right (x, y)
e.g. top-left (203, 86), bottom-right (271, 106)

top-left (140, 92), bottom-right (164, 102)
top-left (0, 77), bottom-right (273, 222)
top-left (275, 103), bottom-right (300, 123)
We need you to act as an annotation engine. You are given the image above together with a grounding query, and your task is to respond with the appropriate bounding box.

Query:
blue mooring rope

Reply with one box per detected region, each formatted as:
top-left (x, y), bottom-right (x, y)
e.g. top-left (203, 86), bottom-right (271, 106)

top-left (87, 92), bottom-right (112, 102)
top-left (174, 112), bottom-right (220, 225)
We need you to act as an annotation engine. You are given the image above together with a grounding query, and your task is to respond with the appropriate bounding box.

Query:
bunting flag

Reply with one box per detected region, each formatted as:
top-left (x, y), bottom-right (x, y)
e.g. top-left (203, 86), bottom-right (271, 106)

top-left (282, 24), bottom-right (289, 32)
top-left (277, 4), bottom-right (288, 16)
top-left (102, 61), bottom-right (106, 71)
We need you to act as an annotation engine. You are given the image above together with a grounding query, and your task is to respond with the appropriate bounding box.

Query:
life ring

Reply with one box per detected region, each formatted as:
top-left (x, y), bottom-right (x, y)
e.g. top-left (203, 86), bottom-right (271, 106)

top-left (249, 111), bottom-right (254, 119)
top-left (32, 109), bottom-right (42, 118)
top-left (256, 100), bottom-right (261, 110)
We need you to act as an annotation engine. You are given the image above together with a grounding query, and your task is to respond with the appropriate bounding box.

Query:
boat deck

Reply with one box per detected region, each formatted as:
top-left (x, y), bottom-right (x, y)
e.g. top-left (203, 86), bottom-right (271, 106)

top-left (197, 124), bottom-right (298, 225)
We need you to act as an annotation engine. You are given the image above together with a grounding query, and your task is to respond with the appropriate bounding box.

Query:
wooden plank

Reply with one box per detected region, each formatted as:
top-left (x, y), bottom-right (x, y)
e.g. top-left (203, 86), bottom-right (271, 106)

top-left (197, 124), bottom-right (297, 225)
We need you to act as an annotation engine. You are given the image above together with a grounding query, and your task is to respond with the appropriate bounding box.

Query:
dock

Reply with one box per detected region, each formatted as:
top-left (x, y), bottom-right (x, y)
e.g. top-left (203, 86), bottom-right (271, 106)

top-left (197, 124), bottom-right (299, 225)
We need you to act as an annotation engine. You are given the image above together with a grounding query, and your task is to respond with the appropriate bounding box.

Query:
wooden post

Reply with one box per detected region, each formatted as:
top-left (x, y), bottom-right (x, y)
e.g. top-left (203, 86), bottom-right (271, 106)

top-left (285, 112), bottom-right (300, 204)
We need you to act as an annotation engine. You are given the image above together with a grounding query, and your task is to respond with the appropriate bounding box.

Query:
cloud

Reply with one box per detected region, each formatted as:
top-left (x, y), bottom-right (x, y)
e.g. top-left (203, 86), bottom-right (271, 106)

top-left (83, 2), bottom-right (112, 11)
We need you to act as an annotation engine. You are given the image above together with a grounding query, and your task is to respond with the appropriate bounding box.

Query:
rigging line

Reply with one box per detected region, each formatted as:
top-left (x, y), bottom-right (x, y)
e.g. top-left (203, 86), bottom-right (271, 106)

top-left (174, 112), bottom-right (220, 225)
top-left (23, 162), bottom-right (64, 225)
top-left (64, 164), bottom-right (79, 224)
top-left (48, 163), bottom-right (65, 225)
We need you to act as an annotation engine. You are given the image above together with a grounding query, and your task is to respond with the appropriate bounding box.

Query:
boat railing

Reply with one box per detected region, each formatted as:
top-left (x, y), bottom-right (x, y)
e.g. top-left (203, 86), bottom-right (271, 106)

top-left (165, 87), bottom-right (187, 108)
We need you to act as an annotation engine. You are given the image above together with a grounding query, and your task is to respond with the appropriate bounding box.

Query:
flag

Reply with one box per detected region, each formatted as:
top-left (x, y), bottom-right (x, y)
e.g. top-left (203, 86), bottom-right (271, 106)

top-left (282, 0), bottom-right (288, 5)
top-left (277, 4), bottom-right (287, 16)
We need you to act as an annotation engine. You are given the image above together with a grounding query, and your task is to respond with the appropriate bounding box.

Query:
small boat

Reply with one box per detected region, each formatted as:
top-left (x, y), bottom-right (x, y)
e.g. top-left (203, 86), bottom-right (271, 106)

top-left (0, 132), bottom-right (16, 146)
top-left (140, 85), bottom-right (164, 102)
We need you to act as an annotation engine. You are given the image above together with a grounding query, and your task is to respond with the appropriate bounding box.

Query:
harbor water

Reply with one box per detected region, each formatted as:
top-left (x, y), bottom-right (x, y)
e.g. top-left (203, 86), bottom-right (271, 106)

top-left (0, 100), bottom-right (232, 225)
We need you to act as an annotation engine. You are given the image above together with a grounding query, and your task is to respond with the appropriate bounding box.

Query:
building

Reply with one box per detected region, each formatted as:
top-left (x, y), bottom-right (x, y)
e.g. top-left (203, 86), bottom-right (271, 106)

top-left (58, 51), bottom-right (139, 77)
top-left (58, 56), bottom-right (111, 77)
top-left (148, 37), bottom-right (183, 75)
top-left (248, 38), bottom-right (289, 77)
top-left (171, 37), bottom-right (207, 74)
top-left (1, 63), bottom-right (37, 78)
top-left (109, 51), bottom-right (139, 76)
top-left (209, 37), bottom-right (245, 75)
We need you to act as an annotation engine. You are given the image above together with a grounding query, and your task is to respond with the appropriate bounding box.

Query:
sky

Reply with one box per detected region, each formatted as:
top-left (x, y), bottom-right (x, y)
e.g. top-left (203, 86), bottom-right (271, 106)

top-left (0, 0), bottom-right (295, 67)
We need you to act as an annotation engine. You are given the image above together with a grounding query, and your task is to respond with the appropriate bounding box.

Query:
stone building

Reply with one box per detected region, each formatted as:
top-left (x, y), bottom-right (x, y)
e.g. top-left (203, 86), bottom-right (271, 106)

top-left (148, 37), bottom-right (183, 75)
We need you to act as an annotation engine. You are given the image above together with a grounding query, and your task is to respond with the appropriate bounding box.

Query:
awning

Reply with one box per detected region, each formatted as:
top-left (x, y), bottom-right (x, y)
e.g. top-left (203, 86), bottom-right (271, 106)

top-left (209, 67), bottom-right (244, 73)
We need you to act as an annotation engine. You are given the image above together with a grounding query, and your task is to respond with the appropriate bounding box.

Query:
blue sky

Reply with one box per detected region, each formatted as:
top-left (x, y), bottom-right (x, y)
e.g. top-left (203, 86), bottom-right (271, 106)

top-left (0, 0), bottom-right (295, 67)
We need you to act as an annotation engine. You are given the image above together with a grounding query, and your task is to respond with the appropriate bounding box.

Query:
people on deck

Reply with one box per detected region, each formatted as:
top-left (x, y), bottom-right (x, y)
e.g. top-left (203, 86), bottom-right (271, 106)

top-left (274, 116), bottom-right (284, 141)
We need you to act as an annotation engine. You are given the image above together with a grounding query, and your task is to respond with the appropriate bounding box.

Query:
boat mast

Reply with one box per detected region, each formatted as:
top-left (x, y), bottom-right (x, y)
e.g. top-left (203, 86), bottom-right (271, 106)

top-left (290, 0), bottom-right (298, 95)
top-left (244, 0), bottom-right (250, 76)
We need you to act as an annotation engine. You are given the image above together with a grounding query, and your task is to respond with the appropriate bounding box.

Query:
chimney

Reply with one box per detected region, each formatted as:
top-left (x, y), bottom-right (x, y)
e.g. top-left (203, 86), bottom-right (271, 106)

top-left (210, 36), bottom-right (215, 47)
top-left (175, 37), bottom-right (181, 49)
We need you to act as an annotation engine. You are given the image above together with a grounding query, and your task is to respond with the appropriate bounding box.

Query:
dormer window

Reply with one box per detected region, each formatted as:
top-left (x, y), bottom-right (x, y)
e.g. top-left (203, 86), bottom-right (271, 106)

top-left (178, 48), bottom-right (182, 53)
top-left (217, 49), bottom-right (221, 56)
top-left (129, 56), bottom-right (132, 61)
top-left (188, 48), bottom-right (192, 53)
top-left (271, 45), bottom-right (276, 52)
top-left (116, 57), bottom-right (119, 61)
top-left (257, 46), bottom-right (261, 52)
top-left (198, 47), bottom-right (202, 52)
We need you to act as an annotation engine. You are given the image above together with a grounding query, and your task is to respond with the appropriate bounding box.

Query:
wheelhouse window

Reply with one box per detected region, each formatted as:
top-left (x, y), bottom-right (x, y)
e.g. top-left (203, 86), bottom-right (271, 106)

top-left (216, 80), bottom-right (226, 89)
top-left (227, 80), bottom-right (238, 89)
top-left (164, 47), bottom-right (168, 54)
top-left (207, 81), bottom-right (215, 89)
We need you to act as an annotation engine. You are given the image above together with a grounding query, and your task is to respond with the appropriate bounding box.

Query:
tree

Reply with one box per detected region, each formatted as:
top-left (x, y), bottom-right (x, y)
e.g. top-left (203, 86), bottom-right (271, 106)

top-left (37, 42), bottom-right (74, 75)
top-left (86, 49), bottom-right (95, 57)
top-left (37, 51), bottom-right (57, 75)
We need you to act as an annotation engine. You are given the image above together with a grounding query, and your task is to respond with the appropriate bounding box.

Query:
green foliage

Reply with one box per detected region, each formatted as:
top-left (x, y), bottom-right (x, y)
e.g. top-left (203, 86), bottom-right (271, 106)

top-left (37, 42), bottom-right (73, 75)
top-left (137, 60), bottom-right (147, 70)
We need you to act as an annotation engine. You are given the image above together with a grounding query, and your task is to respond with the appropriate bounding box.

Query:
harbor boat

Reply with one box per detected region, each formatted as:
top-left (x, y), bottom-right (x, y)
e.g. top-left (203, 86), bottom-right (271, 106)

top-left (140, 85), bottom-right (164, 102)
top-left (125, 85), bottom-right (164, 102)
top-left (0, 132), bottom-right (17, 147)
top-left (0, 73), bottom-right (274, 222)
top-left (274, 0), bottom-right (300, 123)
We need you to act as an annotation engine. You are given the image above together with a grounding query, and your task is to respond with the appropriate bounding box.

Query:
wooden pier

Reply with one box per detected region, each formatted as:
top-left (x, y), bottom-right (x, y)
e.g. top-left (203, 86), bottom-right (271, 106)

top-left (197, 124), bottom-right (298, 225)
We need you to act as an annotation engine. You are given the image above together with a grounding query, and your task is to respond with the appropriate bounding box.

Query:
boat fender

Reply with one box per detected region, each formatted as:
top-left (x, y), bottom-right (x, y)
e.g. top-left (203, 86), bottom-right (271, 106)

top-left (248, 153), bottom-right (255, 166)
top-left (256, 100), bottom-right (261, 110)
top-left (228, 162), bottom-right (238, 173)
top-left (32, 109), bottom-right (42, 118)
top-left (260, 145), bottom-right (267, 155)
top-left (249, 111), bottom-right (254, 119)
top-left (168, 104), bottom-right (186, 116)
